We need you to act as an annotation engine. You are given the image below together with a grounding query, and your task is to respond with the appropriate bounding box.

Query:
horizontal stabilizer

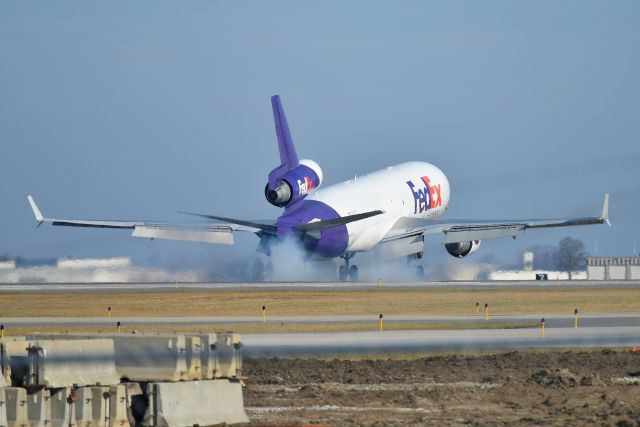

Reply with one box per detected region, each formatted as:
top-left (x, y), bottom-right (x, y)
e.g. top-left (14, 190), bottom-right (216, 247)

top-left (178, 211), bottom-right (277, 234)
top-left (296, 210), bottom-right (384, 232)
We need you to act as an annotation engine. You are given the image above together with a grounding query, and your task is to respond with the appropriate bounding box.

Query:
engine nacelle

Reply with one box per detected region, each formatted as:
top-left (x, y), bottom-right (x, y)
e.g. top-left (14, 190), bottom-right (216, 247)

top-left (445, 240), bottom-right (481, 258)
top-left (265, 159), bottom-right (323, 207)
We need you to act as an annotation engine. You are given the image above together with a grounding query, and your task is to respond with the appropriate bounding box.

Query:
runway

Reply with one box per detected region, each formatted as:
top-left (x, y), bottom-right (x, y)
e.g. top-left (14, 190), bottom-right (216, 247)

top-left (0, 280), bottom-right (639, 292)
top-left (2, 313), bottom-right (640, 328)
top-left (3, 313), bottom-right (639, 356)
top-left (241, 327), bottom-right (640, 357)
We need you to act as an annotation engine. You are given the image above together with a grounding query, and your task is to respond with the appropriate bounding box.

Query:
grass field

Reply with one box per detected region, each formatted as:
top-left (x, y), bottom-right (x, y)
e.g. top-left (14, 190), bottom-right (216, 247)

top-left (0, 287), bottom-right (638, 318)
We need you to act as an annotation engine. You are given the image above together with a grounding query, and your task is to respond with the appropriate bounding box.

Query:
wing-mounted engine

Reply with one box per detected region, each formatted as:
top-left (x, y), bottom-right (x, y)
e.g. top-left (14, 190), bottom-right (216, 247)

top-left (265, 159), bottom-right (323, 207)
top-left (445, 240), bottom-right (481, 258)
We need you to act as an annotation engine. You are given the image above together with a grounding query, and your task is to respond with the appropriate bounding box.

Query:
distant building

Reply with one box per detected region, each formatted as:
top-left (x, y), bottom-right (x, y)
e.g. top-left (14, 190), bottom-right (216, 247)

top-left (587, 257), bottom-right (640, 280)
top-left (488, 251), bottom-right (587, 281)
top-left (523, 251), bottom-right (534, 271)
top-left (0, 257), bottom-right (205, 283)
top-left (0, 260), bottom-right (16, 269)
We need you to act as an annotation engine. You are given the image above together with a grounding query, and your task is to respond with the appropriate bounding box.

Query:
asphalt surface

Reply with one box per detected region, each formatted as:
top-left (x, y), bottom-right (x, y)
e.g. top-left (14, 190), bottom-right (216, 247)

top-left (0, 280), bottom-right (639, 292)
top-left (2, 313), bottom-right (640, 328)
top-left (3, 314), bottom-right (638, 356)
top-left (241, 326), bottom-right (640, 357)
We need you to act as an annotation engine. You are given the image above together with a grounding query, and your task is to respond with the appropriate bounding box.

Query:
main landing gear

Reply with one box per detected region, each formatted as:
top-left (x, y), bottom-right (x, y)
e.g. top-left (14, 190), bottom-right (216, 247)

top-left (338, 252), bottom-right (358, 282)
top-left (409, 252), bottom-right (425, 281)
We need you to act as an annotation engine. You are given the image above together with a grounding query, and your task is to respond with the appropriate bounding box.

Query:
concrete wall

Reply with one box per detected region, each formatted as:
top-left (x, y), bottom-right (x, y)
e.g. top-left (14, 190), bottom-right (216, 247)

top-left (587, 266), bottom-right (605, 280)
top-left (215, 333), bottom-right (243, 379)
top-left (5, 387), bottom-right (29, 427)
top-left (50, 388), bottom-right (74, 427)
top-left (1, 343), bottom-right (10, 386)
top-left (0, 387), bottom-right (7, 427)
top-left (588, 265), bottom-right (640, 280)
top-left (489, 270), bottom-right (587, 280)
top-left (27, 334), bottom-right (191, 383)
top-left (27, 339), bottom-right (120, 388)
top-left (144, 379), bottom-right (248, 426)
top-left (27, 389), bottom-right (51, 427)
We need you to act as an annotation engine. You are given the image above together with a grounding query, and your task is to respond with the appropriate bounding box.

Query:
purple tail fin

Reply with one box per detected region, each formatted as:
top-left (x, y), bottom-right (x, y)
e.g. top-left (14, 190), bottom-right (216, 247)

top-left (271, 95), bottom-right (299, 169)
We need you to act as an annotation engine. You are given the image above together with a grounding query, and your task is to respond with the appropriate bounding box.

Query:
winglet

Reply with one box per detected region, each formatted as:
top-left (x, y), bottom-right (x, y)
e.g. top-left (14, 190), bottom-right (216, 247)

top-left (27, 195), bottom-right (44, 227)
top-left (602, 193), bottom-right (611, 226)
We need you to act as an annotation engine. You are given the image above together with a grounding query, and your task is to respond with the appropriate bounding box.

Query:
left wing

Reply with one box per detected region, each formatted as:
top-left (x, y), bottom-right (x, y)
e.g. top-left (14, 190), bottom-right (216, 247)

top-left (27, 195), bottom-right (269, 245)
top-left (383, 194), bottom-right (610, 244)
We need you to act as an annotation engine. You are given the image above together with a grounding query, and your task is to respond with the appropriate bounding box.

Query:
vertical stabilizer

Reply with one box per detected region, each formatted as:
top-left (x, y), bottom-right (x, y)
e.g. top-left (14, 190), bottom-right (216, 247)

top-left (271, 95), bottom-right (299, 169)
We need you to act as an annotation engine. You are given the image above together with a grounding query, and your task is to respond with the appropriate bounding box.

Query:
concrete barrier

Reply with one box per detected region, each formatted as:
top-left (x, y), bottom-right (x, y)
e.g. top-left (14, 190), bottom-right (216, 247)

top-left (5, 387), bottom-right (29, 427)
top-left (0, 387), bottom-right (8, 427)
top-left (28, 334), bottom-right (190, 382)
top-left (50, 388), bottom-right (75, 427)
top-left (192, 333), bottom-right (216, 379)
top-left (112, 335), bottom-right (189, 382)
top-left (3, 339), bottom-right (29, 387)
top-left (215, 333), bottom-right (242, 379)
top-left (106, 384), bottom-right (131, 427)
top-left (73, 387), bottom-right (93, 427)
top-left (26, 389), bottom-right (51, 427)
top-left (1, 343), bottom-right (11, 386)
top-left (26, 340), bottom-right (120, 388)
top-left (125, 383), bottom-right (147, 426)
top-left (184, 336), bottom-right (202, 380)
top-left (143, 379), bottom-right (248, 426)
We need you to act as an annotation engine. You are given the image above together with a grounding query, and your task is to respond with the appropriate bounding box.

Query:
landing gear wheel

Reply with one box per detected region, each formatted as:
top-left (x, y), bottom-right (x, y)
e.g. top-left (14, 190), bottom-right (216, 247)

top-left (349, 265), bottom-right (358, 282)
top-left (339, 265), bottom-right (349, 282)
top-left (338, 252), bottom-right (356, 282)
top-left (414, 265), bottom-right (424, 281)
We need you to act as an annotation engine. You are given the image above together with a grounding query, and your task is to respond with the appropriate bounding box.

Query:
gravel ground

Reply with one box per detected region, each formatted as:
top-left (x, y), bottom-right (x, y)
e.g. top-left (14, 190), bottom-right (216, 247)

top-left (242, 349), bottom-right (640, 426)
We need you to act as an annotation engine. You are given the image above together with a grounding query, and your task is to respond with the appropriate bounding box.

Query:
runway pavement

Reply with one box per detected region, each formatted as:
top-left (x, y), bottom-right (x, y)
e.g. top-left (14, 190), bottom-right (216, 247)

top-left (241, 326), bottom-right (640, 357)
top-left (0, 280), bottom-right (639, 292)
top-left (2, 313), bottom-right (639, 328)
top-left (2, 313), bottom-right (638, 356)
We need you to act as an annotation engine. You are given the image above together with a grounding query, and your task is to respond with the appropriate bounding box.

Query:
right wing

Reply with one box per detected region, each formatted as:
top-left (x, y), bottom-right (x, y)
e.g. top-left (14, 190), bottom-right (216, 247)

top-left (27, 195), bottom-right (272, 245)
top-left (383, 194), bottom-right (610, 244)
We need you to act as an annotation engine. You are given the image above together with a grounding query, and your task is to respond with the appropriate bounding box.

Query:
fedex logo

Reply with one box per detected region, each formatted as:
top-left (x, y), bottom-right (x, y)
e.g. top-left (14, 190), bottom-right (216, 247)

top-left (406, 176), bottom-right (442, 214)
top-left (297, 176), bottom-right (314, 195)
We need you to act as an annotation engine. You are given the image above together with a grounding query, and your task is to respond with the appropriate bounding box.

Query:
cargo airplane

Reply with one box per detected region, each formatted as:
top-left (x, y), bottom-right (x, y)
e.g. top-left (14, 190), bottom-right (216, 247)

top-left (28, 95), bottom-right (610, 280)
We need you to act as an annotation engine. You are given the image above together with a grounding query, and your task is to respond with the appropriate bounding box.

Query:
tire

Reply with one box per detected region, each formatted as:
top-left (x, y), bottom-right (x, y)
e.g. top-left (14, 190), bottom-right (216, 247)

top-left (415, 265), bottom-right (424, 281)
top-left (349, 265), bottom-right (359, 282)
top-left (339, 265), bottom-right (348, 281)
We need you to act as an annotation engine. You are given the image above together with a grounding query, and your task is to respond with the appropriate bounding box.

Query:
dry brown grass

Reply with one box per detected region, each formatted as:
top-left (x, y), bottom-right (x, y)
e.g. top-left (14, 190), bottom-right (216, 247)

top-left (0, 287), bottom-right (638, 318)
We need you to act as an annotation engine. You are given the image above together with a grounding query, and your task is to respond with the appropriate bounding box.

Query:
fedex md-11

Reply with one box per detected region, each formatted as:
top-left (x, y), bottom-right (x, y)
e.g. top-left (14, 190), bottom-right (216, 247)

top-left (28, 95), bottom-right (610, 281)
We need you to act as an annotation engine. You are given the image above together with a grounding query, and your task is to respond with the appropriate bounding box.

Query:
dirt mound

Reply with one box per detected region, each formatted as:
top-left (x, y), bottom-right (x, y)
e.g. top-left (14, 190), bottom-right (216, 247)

top-left (243, 349), bottom-right (640, 426)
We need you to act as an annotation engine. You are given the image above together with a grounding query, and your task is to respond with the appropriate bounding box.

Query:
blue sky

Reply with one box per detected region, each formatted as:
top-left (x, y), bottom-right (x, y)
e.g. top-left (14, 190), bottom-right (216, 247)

top-left (1, 1), bottom-right (639, 268)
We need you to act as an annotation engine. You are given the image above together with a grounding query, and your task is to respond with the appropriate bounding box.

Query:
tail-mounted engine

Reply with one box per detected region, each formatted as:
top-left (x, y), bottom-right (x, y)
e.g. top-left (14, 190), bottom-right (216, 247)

top-left (265, 159), bottom-right (323, 207)
top-left (445, 240), bottom-right (481, 258)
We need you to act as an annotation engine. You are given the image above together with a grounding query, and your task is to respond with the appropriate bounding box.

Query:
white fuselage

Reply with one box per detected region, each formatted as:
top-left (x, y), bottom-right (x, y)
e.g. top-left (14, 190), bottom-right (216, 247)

top-left (308, 162), bottom-right (451, 252)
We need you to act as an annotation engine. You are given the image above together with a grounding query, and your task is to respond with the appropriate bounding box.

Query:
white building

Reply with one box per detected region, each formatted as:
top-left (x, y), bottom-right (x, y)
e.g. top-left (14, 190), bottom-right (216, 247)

top-left (587, 257), bottom-right (640, 280)
top-left (0, 257), bottom-right (206, 283)
top-left (488, 251), bottom-right (587, 281)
